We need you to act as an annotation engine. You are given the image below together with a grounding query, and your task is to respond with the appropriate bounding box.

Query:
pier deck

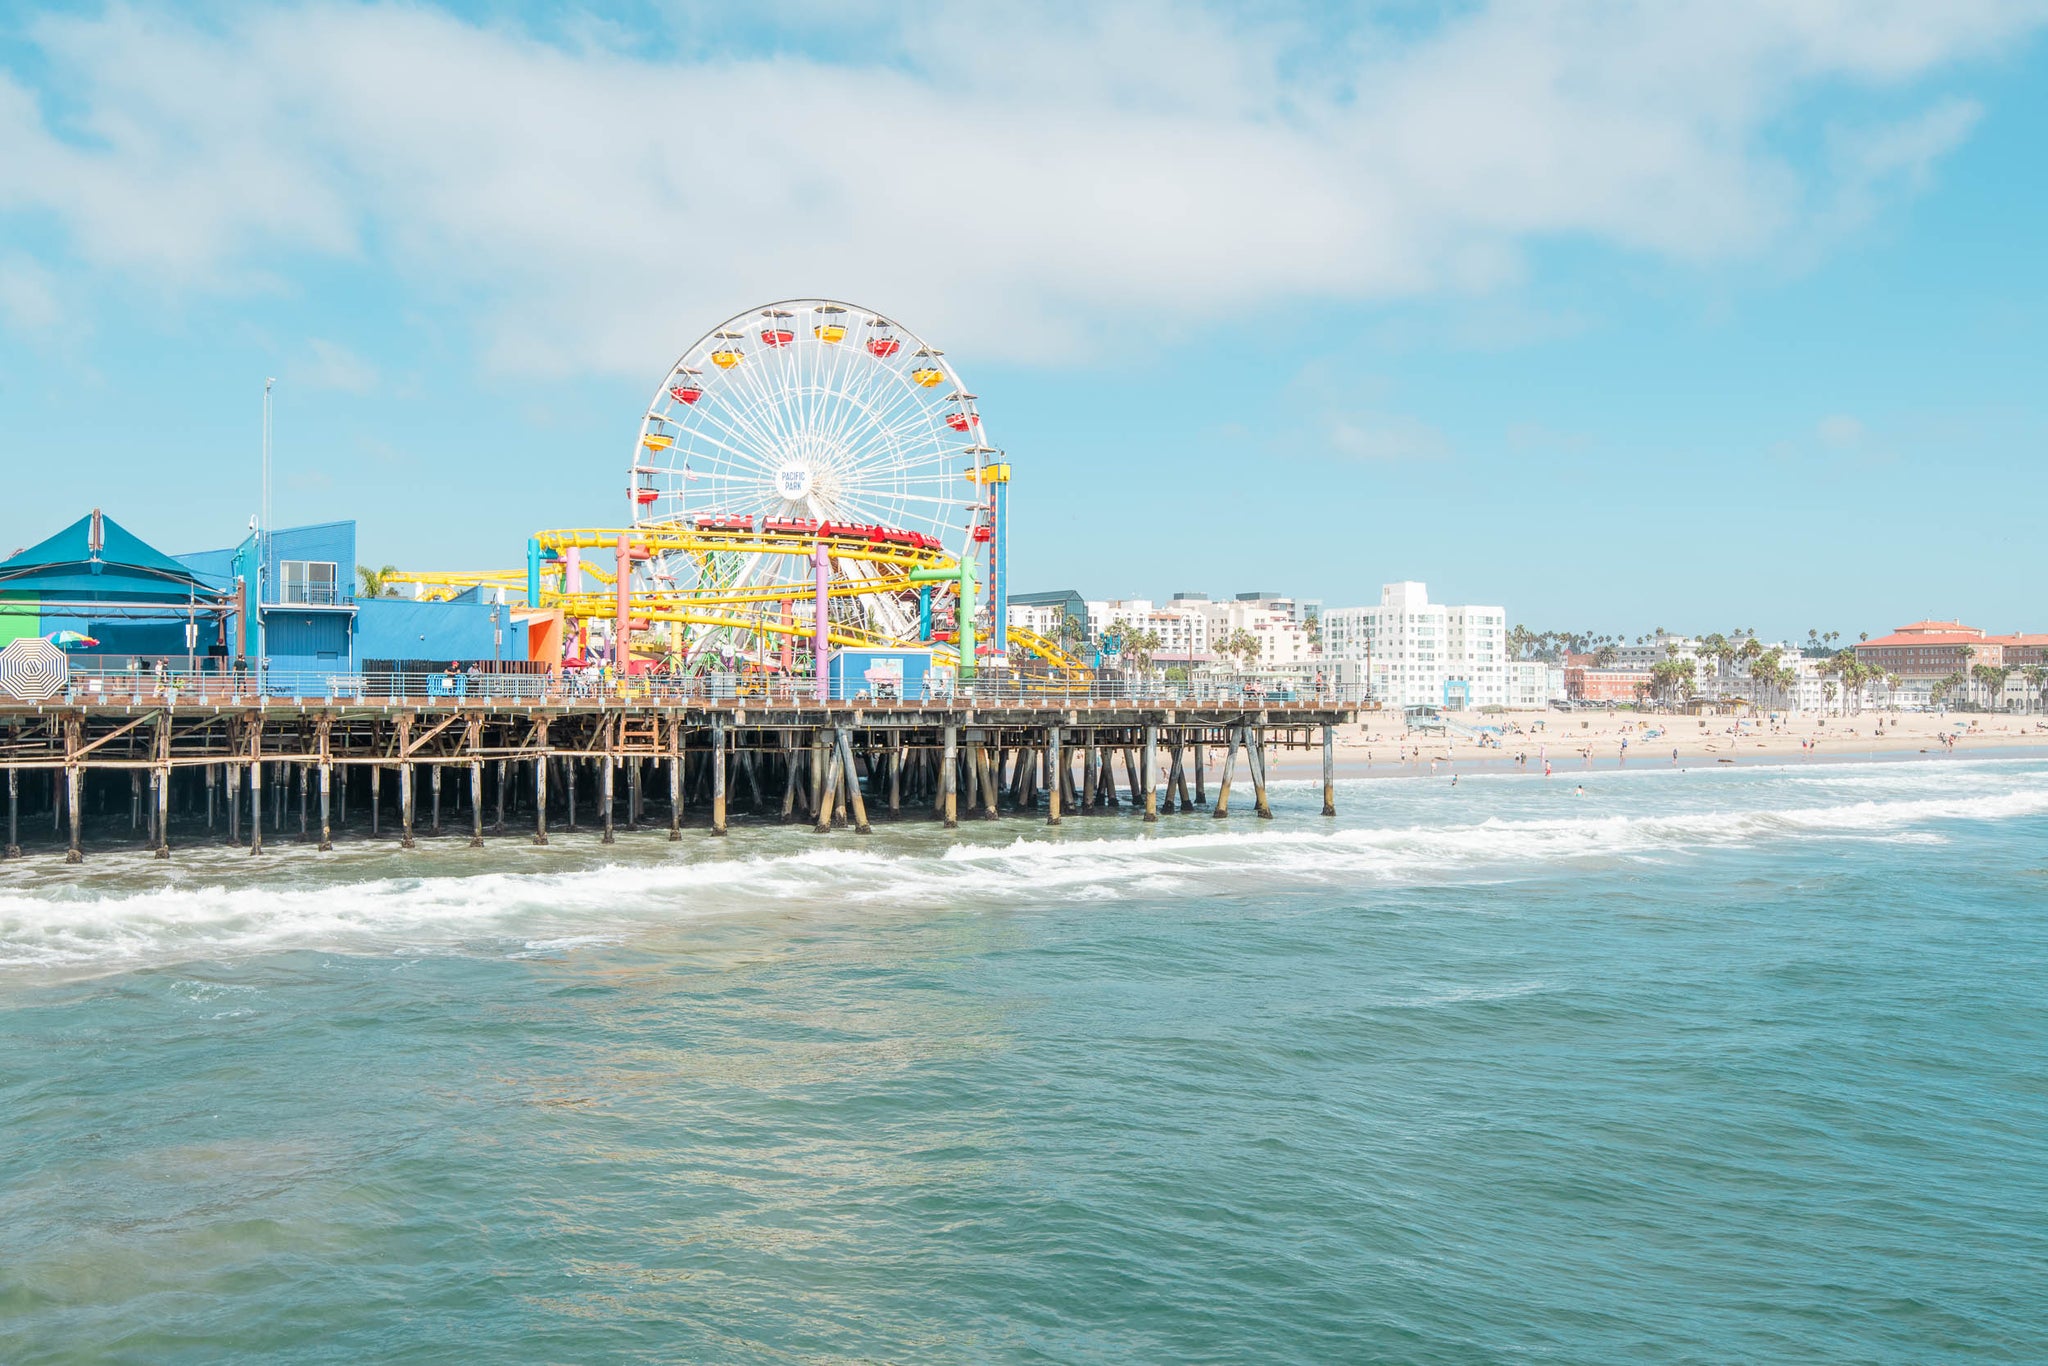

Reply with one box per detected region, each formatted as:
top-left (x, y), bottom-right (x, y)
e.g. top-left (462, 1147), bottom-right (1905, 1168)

top-left (0, 695), bottom-right (1356, 861)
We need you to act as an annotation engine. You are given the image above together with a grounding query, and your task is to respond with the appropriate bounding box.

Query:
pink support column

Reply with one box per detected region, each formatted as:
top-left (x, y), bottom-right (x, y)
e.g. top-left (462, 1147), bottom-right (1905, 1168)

top-left (616, 534), bottom-right (632, 670)
top-left (815, 539), bottom-right (830, 702)
top-left (563, 545), bottom-right (584, 664)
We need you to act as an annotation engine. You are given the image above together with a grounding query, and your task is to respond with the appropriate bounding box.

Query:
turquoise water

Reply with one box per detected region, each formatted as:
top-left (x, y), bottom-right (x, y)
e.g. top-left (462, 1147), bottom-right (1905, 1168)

top-left (3, 757), bottom-right (2046, 1362)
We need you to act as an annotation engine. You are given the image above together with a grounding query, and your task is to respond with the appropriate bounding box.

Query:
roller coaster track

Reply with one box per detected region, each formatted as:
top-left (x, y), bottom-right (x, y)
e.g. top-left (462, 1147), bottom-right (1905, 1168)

top-left (388, 525), bottom-right (1087, 674)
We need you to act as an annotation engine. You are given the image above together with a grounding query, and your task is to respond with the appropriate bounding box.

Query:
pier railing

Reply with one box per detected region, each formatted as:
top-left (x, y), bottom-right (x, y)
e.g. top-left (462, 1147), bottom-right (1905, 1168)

top-left (36, 667), bottom-right (1372, 710)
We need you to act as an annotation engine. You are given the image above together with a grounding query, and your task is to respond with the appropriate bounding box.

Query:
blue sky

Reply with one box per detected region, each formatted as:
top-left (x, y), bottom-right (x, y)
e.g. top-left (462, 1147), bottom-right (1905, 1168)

top-left (2, 1), bottom-right (2045, 639)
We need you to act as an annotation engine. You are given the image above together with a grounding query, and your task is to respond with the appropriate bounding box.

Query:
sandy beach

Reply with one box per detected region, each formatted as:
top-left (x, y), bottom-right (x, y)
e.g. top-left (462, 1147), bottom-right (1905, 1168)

top-left (1265, 707), bottom-right (2048, 775)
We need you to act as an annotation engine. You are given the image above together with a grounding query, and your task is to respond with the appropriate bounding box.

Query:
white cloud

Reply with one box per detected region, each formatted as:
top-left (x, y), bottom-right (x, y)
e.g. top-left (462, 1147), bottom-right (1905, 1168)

top-left (0, 1), bottom-right (2039, 375)
top-left (1327, 413), bottom-right (1451, 463)
top-left (298, 338), bottom-right (379, 394)
top-left (0, 253), bottom-right (61, 333)
top-left (1817, 413), bottom-right (1865, 446)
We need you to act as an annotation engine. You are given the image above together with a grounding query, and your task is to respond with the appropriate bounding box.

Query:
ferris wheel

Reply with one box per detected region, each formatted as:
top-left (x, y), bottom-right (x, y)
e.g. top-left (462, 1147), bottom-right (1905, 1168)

top-left (629, 299), bottom-right (998, 659)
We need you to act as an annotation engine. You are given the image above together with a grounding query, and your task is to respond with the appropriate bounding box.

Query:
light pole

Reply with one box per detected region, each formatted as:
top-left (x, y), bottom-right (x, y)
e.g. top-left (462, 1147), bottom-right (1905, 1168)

top-left (258, 378), bottom-right (274, 692)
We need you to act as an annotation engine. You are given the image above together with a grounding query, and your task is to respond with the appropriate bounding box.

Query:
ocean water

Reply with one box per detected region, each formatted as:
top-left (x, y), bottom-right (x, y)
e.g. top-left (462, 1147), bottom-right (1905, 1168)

top-left (2, 757), bottom-right (2045, 1363)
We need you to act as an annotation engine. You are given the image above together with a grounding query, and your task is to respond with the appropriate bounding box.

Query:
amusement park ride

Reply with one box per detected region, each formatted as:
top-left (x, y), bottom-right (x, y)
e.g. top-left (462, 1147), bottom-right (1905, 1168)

top-left (392, 299), bottom-right (1083, 694)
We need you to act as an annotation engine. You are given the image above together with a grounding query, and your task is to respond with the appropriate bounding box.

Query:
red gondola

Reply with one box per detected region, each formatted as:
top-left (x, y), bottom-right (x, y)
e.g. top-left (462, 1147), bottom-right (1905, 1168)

top-left (669, 384), bottom-right (702, 404)
top-left (944, 411), bottom-right (978, 432)
top-left (867, 336), bottom-right (902, 358)
top-left (971, 525), bottom-right (993, 543)
top-left (761, 329), bottom-right (795, 346)
top-left (633, 488), bottom-right (659, 505)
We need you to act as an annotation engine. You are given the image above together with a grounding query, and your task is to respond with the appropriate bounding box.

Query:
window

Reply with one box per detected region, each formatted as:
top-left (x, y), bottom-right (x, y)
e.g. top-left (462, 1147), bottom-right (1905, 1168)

top-left (281, 560), bottom-right (339, 605)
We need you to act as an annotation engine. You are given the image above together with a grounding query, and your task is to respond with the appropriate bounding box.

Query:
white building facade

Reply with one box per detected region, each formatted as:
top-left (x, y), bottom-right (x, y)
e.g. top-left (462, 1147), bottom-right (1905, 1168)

top-left (1323, 581), bottom-right (1511, 709)
top-left (1083, 599), bottom-right (1211, 664)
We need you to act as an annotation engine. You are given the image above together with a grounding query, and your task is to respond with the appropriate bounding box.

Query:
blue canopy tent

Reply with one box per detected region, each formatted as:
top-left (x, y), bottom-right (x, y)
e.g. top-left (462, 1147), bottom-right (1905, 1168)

top-left (0, 509), bottom-right (237, 663)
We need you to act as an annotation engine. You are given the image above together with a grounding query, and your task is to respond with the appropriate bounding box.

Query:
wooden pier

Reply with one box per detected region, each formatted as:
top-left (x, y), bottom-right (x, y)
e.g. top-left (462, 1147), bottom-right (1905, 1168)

top-left (0, 698), bottom-right (1355, 861)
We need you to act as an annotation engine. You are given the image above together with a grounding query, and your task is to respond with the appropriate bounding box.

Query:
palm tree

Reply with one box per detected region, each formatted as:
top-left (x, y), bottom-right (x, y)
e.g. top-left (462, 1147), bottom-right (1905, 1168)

top-left (1057, 611), bottom-right (1087, 658)
top-left (2025, 665), bottom-right (2048, 715)
top-left (1972, 663), bottom-right (2011, 713)
top-left (356, 563), bottom-right (399, 598)
top-left (1126, 627), bottom-right (1163, 677)
top-left (1744, 644), bottom-right (1780, 709)
top-left (1218, 627), bottom-right (1261, 677)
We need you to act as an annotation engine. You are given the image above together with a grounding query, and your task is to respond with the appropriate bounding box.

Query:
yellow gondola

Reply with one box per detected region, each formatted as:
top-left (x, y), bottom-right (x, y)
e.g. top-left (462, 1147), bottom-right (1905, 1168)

top-left (642, 432), bottom-right (675, 451)
top-left (815, 304), bottom-right (847, 343)
top-left (910, 366), bottom-right (944, 388)
top-left (712, 350), bottom-right (742, 369)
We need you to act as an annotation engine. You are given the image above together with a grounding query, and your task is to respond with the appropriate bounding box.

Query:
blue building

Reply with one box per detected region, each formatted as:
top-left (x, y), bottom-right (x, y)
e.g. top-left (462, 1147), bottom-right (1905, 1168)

top-left (827, 646), bottom-right (936, 701)
top-left (357, 588), bottom-right (519, 669)
top-left (175, 519), bottom-right (526, 675)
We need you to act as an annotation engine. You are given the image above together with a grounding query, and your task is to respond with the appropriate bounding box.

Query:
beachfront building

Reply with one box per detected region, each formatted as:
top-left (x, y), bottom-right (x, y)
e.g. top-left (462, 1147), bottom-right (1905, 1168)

top-left (1007, 590), bottom-right (1089, 650)
top-left (1322, 581), bottom-right (1509, 710)
top-left (1851, 619), bottom-right (2048, 710)
top-left (1565, 657), bottom-right (1647, 704)
top-left (1509, 660), bottom-right (1566, 709)
top-left (1084, 598), bottom-right (1211, 667)
top-left (1197, 593), bottom-right (1315, 668)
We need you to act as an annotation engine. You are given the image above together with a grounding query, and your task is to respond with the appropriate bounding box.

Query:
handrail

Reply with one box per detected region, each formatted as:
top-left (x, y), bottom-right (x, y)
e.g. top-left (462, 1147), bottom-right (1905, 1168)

top-left (38, 667), bottom-right (1370, 709)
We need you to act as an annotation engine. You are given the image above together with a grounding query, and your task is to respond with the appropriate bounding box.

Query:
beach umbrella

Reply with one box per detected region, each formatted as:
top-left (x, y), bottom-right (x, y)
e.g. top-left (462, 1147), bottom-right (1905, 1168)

top-left (43, 629), bottom-right (99, 648)
top-left (0, 637), bottom-right (69, 701)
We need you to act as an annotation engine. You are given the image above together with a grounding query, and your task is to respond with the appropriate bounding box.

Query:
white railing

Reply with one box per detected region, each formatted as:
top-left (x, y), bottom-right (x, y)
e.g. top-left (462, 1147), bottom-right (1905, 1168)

top-left (42, 667), bottom-right (1372, 709)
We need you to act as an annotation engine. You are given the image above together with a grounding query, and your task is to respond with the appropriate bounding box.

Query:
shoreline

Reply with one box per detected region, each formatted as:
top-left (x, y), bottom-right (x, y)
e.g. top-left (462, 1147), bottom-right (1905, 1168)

top-left (1265, 742), bottom-right (2048, 781)
top-left (1260, 706), bottom-right (2048, 777)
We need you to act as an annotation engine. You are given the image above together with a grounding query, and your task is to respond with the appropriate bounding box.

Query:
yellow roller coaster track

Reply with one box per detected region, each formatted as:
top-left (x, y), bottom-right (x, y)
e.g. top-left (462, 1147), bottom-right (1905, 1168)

top-left (387, 525), bottom-right (1089, 674)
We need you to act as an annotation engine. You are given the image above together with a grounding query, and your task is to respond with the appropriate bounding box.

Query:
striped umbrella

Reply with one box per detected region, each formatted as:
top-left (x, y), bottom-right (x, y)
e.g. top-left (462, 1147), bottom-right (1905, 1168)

top-left (0, 637), bottom-right (69, 701)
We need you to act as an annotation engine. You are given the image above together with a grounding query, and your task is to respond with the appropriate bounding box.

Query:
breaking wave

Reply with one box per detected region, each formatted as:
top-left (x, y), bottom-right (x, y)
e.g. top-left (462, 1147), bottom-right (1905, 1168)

top-left (2, 764), bottom-right (2044, 971)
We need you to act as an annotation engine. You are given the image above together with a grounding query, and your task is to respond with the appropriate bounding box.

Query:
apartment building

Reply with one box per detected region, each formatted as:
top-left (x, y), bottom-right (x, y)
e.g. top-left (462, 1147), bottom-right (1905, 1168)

top-left (1084, 598), bottom-right (1211, 665)
top-left (1323, 581), bottom-right (1509, 709)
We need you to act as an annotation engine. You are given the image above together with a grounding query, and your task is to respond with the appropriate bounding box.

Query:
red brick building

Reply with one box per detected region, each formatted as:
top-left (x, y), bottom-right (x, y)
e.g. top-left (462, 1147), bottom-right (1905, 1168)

top-left (1854, 620), bottom-right (2046, 678)
top-left (1564, 655), bottom-right (1649, 703)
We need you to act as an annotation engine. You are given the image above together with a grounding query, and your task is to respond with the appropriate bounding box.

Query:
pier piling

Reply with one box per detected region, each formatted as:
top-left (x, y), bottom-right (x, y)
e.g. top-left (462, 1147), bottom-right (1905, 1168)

top-left (1046, 726), bottom-right (1062, 826)
top-left (1142, 724), bottom-right (1159, 823)
top-left (66, 765), bottom-right (82, 863)
top-left (398, 761), bottom-right (414, 849)
top-left (942, 723), bottom-right (958, 828)
top-left (710, 718), bottom-right (728, 836)
top-left (838, 727), bottom-right (870, 834)
top-left (250, 759), bottom-right (265, 855)
top-left (1322, 723), bottom-right (1336, 817)
top-left (1213, 726), bottom-right (1238, 819)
